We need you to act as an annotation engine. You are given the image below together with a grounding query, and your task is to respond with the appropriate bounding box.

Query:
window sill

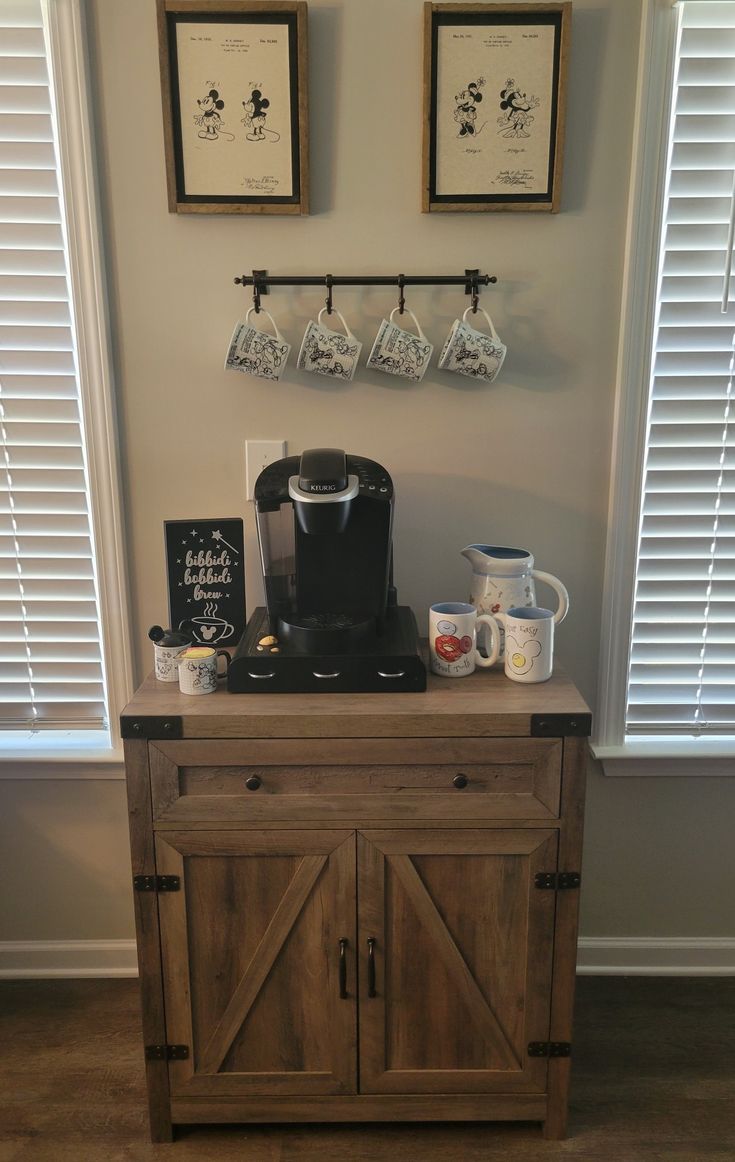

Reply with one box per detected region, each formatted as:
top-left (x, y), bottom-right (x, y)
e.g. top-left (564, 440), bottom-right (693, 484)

top-left (0, 731), bottom-right (125, 778)
top-left (592, 736), bottom-right (735, 777)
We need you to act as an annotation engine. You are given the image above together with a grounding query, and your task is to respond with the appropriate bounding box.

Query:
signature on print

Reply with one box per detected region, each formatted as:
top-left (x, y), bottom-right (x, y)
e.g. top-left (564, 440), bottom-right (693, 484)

top-left (496, 169), bottom-right (533, 187)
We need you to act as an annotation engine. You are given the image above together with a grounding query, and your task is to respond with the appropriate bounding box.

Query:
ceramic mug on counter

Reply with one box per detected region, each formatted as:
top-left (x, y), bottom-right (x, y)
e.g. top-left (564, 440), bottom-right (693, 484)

top-left (429, 602), bottom-right (499, 678)
top-left (149, 624), bottom-right (193, 683)
top-left (482, 606), bottom-right (555, 684)
top-left (177, 645), bottom-right (230, 695)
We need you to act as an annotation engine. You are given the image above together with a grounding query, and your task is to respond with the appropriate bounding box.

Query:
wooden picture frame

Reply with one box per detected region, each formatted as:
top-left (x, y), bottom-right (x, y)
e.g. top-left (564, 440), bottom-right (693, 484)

top-left (157, 0), bottom-right (308, 214)
top-left (422, 2), bottom-right (571, 213)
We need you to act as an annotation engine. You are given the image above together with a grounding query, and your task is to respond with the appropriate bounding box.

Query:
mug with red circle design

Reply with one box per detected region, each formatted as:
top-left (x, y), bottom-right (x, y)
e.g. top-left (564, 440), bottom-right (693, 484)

top-left (428, 602), bottom-right (499, 678)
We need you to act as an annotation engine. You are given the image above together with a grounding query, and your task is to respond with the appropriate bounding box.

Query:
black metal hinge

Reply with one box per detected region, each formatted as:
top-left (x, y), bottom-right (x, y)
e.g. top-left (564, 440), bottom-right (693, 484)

top-left (535, 872), bottom-right (581, 890)
top-left (120, 715), bottom-right (182, 740)
top-left (145, 1044), bottom-right (189, 1061)
top-left (528, 1041), bottom-right (571, 1058)
top-left (133, 874), bottom-right (180, 893)
top-left (530, 713), bottom-right (592, 737)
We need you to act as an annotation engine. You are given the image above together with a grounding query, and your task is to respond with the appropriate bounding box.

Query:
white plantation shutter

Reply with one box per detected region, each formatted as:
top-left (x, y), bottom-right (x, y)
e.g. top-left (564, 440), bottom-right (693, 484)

top-left (0, 0), bottom-right (108, 731)
top-left (627, 1), bottom-right (735, 735)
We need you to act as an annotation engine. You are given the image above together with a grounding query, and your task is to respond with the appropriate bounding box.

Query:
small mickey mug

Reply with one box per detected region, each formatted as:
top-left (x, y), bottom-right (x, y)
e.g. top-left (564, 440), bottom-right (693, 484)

top-left (177, 646), bottom-right (230, 695)
top-left (225, 307), bottom-right (291, 381)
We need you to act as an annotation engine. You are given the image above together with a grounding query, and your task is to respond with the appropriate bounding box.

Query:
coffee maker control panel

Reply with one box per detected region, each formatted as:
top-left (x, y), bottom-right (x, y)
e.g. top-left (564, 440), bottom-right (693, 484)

top-left (352, 455), bottom-right (393, 499)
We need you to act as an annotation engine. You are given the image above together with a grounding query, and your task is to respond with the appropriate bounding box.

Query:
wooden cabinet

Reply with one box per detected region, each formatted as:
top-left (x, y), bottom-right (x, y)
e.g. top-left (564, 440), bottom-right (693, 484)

top-left (123, 666), bottom-right (590, 1142)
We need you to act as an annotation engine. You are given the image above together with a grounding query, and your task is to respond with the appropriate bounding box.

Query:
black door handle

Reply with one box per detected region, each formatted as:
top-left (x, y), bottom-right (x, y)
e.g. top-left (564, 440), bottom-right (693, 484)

top-left (338, 937), bottom-right (348, 999)
top-left (367, 936), bottom-right (377, 997)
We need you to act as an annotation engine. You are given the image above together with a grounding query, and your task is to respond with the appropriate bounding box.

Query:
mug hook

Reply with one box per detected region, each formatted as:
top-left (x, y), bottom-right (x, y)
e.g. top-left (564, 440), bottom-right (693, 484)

top-left (397, 273), bottom-right (406, 315)
top-left (252, 269), bottom-right (267, 314)
top-left (325, 273), bottom-right (334, 315)
top-left (465, 267), bottom-right (480, 314)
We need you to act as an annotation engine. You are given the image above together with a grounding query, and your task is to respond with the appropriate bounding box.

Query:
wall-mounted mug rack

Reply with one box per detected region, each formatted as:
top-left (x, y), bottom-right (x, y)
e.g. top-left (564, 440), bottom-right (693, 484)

top-left (233, 269), bottom-right (498, 314)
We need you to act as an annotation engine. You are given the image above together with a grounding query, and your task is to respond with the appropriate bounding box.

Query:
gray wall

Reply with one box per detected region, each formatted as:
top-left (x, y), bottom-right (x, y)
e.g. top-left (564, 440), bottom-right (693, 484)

top-left (1, 0), bottom-right (734, 952)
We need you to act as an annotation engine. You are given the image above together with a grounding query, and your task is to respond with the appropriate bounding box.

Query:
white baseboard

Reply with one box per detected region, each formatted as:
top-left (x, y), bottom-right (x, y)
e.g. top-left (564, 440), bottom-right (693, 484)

top-left (577, 936), bottom-right (735, 976)
top-left (0, 939), bottom-right (138, 979)
top-left (0, 936), bottom-right (733, 980)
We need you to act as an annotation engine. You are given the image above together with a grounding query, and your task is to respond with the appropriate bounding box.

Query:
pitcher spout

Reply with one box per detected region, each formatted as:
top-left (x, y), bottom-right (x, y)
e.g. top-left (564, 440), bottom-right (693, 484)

top-left (461, 545), bottom-right (496, 574)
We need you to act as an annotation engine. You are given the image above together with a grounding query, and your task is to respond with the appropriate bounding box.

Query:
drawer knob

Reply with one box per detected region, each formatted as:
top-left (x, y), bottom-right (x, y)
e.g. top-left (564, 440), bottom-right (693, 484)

top-left (245, 776), bottom-right (262, 792)
top-left (453, 773), bottom-right (469, 789)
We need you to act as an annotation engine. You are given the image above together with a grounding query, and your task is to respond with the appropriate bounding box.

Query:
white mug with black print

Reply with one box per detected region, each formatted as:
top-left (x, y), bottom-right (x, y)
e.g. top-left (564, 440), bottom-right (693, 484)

top-left (176, 646), bottom-right (230, 695)
top-left (483, 607), bottom-right (555, 684)
top-left (367, 308), bottom-right (434, 382)
top-left (225, 307), bottom-right (291, 381)
top-left (297, 308), bottom-right (362, 381)
top-left (439, 306), bottom-right (507, 383)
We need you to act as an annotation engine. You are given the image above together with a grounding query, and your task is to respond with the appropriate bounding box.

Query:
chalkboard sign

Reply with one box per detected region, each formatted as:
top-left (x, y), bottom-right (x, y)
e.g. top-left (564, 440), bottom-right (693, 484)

top-left (164, 518), bottom-right (245, 648)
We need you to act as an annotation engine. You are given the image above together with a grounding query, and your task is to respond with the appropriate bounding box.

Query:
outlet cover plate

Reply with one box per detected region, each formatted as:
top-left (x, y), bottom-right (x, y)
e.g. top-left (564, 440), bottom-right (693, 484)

top-left (246, 440), bottom-right (286, 500)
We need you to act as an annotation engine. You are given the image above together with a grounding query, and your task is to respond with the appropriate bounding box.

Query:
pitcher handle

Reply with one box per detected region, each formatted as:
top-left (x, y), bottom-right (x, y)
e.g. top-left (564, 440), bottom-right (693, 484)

top-left (532, 570), bottom-right (569, 625)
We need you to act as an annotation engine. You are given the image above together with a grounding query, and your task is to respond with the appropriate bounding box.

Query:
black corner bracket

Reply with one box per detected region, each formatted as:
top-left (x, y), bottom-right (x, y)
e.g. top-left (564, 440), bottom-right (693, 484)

top-left (120, 715), bottom-right (183, 740)
top-left (531, 713), bottom-right (592, 738)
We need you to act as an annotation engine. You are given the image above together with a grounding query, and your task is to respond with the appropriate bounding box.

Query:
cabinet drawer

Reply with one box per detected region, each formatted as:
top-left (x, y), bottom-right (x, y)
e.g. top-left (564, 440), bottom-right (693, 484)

top-left (149, 738), bottom-right (562, 824)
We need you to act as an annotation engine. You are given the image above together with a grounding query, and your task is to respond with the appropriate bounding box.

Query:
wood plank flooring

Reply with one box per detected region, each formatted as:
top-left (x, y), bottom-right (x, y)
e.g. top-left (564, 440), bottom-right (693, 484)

top-left (0, 977), bottom-right (733, 1161)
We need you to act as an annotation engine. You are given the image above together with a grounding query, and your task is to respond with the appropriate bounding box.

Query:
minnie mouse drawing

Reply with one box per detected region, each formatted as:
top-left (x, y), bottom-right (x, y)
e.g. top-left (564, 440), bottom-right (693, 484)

top-left (242, 89), bottom-right (280, 142)
top-left (497, 80), bottom-right (540, 138)
top-left (194, 89), bottom-right (234, 141)
top-left (453, 78), bottom-right (486, 137)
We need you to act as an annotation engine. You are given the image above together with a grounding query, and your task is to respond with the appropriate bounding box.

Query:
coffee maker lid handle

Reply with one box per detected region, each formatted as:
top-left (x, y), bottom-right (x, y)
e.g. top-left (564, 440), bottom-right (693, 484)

top-left (297, 448), bottom-right (348, 494)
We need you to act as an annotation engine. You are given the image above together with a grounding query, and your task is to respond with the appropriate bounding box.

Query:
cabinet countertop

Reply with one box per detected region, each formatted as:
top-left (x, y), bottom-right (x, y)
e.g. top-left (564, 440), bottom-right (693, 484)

top-left (121, 663), bottom-right (591, 740)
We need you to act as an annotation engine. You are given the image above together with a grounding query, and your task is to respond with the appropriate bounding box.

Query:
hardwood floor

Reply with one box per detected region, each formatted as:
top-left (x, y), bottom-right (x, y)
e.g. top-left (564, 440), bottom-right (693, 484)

top-left (0, 976), bottom-right (733, 1160)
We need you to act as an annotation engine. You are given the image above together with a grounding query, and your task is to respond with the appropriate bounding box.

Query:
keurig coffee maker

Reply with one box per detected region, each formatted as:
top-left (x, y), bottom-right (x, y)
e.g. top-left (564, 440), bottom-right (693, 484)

top-left (228, 448), bottom-right (426, 692)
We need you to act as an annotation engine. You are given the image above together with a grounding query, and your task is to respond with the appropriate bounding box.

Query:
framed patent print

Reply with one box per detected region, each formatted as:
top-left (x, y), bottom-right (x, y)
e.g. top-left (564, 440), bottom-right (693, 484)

top-left (422, 3), bottom-right (571, 212)
top-left (157, 0), bottom-right (309, 214)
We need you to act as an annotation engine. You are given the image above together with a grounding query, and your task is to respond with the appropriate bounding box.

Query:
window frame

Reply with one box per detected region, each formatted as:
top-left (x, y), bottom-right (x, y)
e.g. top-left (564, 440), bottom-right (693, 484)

top-left (0, 0), bottom-right (133, 773)
top-left (593, 0), bottom-right (735, 775)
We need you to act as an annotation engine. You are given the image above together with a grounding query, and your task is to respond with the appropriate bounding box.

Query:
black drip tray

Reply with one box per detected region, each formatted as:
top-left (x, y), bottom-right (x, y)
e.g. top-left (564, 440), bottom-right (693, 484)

top-left (228, 606), bottom-right (426, 694)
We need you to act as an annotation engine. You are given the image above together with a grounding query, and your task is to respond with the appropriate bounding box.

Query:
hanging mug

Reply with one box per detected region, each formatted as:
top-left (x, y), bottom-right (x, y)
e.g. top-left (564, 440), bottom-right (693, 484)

top-left (439, 306), bottom-right (507, 383)
top-left (367, 307), bottom-right (433, 382)
top-left (297, 308), bottom-right (362, 381)
top-left (225, 307), bottom-right (291, 381)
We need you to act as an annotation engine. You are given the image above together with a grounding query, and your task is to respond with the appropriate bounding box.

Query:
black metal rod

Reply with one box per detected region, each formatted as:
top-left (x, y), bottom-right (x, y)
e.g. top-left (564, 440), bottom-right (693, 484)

top-left (234, 272), bottom-right (497, 288)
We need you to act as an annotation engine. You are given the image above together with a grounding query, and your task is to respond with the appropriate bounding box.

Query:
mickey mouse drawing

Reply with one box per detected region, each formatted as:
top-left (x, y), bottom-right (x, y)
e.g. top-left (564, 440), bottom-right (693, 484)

top-left (194, 89), bottom-right (234, 141)
top-left (242, 89), bottom-right (280, 142)
top-left (497, 80), bottom-right (540, 138)
top-left (453, 78), bottom-right (485, 137)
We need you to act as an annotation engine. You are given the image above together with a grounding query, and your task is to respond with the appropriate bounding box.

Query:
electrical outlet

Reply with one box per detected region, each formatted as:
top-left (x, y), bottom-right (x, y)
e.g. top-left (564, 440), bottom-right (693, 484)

top-left (246, 440), bottom-right (286, 500)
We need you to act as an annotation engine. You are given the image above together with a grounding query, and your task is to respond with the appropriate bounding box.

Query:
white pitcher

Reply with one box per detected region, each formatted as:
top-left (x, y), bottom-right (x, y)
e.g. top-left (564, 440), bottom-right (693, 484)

top-left (461, 545), bottom-right (569, 657)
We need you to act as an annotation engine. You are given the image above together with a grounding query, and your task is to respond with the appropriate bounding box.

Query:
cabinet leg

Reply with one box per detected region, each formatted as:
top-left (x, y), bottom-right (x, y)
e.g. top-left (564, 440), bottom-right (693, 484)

top-left (145, 1060), bottom-right (173, 1142)
top-left (148, 1107), bottom-right (174, 1143)
top-left (543, 1112), bottom-right (567, 1140)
